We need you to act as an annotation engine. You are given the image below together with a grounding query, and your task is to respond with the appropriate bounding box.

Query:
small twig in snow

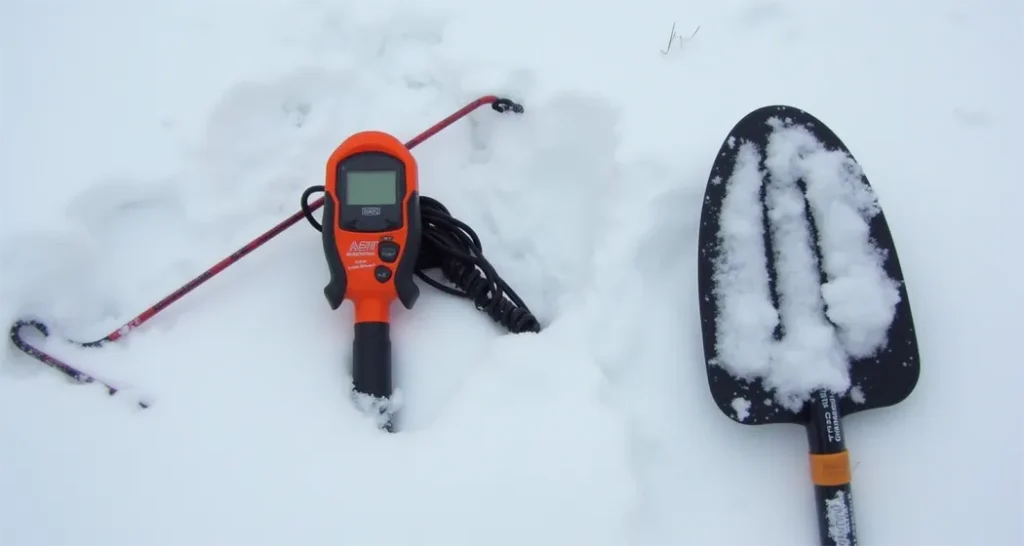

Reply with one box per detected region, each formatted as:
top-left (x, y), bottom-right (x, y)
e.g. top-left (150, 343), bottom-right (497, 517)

top-left (679, 24), bottom-right (700, 47)
top-left (661, 21), bottom-right (677, 55)
top-left (661, 22), bottom-right (700, 55)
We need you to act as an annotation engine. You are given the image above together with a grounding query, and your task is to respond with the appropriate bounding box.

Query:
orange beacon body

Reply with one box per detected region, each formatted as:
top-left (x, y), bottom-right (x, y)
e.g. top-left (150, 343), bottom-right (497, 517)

top-left (320, 130), bottom-right (421, 409)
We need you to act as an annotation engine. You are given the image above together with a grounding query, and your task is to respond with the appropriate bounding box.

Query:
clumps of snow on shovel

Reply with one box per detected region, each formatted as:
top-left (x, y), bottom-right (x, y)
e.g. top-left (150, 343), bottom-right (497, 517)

top-left (711, 143), bottom-right (780, 382)
top-left (710, 117), bottom-right (901, 411)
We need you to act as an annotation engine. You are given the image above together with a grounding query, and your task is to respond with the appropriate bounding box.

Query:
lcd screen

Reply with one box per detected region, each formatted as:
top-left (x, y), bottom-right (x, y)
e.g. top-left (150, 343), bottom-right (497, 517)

top-left (346, 171), bottom-right (398, 205)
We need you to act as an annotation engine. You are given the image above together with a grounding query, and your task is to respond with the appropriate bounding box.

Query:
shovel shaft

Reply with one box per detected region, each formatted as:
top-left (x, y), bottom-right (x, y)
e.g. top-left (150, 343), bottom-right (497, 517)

top-left (806, 389), bottom-right (857, 545)
top-left (813, 482), bottom-right (856, 546)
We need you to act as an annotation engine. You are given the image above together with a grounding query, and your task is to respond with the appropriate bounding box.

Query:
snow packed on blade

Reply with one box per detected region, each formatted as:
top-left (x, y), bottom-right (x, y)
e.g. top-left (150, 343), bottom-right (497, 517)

top-left (765, 118), bottom-right (902, 360)
top-left (708, 115), bottom-right (901, 412)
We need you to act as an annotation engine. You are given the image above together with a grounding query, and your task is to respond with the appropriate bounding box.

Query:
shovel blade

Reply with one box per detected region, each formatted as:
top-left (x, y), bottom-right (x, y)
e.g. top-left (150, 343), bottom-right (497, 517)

top-left (697, 105), bottom-right (920, 426)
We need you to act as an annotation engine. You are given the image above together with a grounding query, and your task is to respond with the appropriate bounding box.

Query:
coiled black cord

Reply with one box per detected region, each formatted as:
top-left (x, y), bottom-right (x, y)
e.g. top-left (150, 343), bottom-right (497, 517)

top-left (301, 188), bottom-right (541, 334)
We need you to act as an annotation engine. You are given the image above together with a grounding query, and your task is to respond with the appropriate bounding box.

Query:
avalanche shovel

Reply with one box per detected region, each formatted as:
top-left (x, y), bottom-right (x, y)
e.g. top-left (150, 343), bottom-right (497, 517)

top-left (696, 105), bottom-right (920, 545)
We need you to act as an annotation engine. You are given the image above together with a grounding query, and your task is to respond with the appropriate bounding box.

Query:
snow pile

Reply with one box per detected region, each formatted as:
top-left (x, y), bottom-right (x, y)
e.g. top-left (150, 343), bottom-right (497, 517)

top-left (763, 130), bottom-right (852, 407)
top-left (709, 143), bottom-right (780, 378)
top-left (766, 118), bottom-right (902, 360)
top-left (712, 118), bottom-right (900, 410)
top-left (766, 119), bottom-right (902, 358)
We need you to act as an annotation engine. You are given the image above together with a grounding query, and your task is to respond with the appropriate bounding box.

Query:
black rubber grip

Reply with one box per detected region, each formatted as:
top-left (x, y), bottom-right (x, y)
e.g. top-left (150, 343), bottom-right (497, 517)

top-left (352, 321), bottom-right (392, 400)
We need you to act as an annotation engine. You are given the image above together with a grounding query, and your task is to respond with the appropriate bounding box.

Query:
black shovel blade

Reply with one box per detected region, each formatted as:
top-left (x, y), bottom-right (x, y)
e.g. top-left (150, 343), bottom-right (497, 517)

top-left (697, 105), bottom-right (920, 426)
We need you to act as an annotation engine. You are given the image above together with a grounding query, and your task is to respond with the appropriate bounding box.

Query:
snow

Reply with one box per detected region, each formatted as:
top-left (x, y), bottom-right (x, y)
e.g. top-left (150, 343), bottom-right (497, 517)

top-left (731, 397), bottom-right (752, 422)
top-left (1, 1), bottom-right (1022, 545)
top-left (763, 128), bottom-right (852, 408)
top-left (766, 119), bottom-right (901, 361)
top-left (710, 117), bottom-right (906, 410)
top-left (710, 142), bottom-right (780, 382)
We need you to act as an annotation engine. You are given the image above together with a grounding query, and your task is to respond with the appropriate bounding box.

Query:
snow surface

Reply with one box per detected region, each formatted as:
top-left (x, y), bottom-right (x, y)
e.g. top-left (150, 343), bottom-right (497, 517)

top-left (2, 1), bottom-right (1023, 545)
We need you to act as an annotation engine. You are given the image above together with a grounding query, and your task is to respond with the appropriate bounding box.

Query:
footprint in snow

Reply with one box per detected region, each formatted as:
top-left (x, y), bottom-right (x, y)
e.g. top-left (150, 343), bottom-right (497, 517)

top-left (455, 93), bottom-right (624, 326)
top-left (170, 67), bottom-right (350, 227)
top-left (65, 178), bottom-right (197, 322)
top-left (0, 229), bottom-right (106, 340)
top-left (0, 175), bottom-right (199, 347)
